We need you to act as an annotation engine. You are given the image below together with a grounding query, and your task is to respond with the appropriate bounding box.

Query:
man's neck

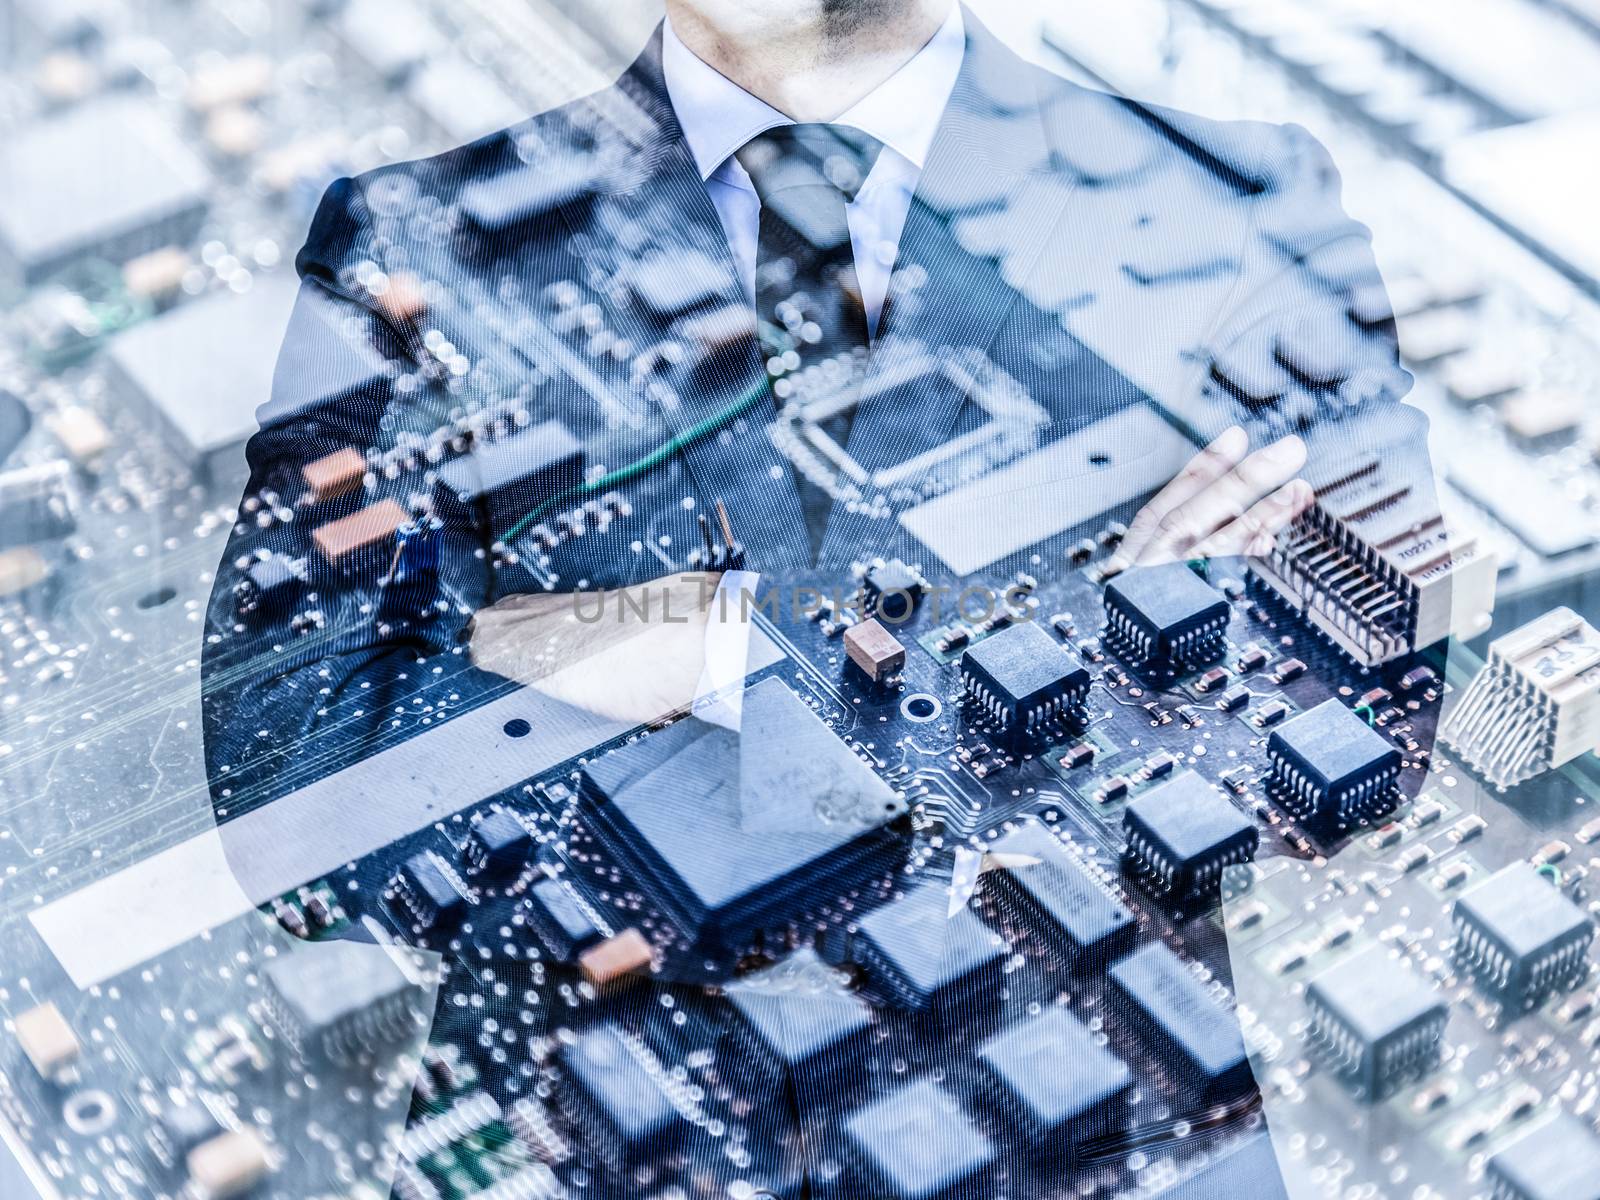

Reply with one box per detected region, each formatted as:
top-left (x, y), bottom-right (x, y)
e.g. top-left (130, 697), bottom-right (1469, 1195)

top-left (664, 0), bottom-right (952, 122)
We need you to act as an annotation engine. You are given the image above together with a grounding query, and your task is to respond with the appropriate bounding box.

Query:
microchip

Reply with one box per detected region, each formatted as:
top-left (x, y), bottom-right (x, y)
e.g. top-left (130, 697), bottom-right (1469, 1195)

top-left (465, 807), bottom-right (532, 875)
top-left (1122, 771), bottom-right (1258, 902)
top-left (435, 419), bottom-right (584, 511)
top-left (976, 1007), bottom-right (1130, 1141)
top-left (0, 98), bottom-right (211, 286)
top-left (1267, 699), bottom-right (1403, 823)
top-left (525, 878), bottom-right (602, 959)
top-left (1452, 863), bottom-right (1593, 1010)
top-left (726, 948), bottom-right (873, 1071)
top-left (106, 273), bottom-right (388, 476)
top-left (844, 617), bottom-right (907, 683)
top-left (985, 820), bottom-right (1135, 963)
top-left (1108, 943), bottom-right (1251, 1100)
top-left (842, 1079), bottom-right (996, 1200)
top-left (1488, 1113), bottom-right (1600, 1200)
top-left (853, 883), bottom-right (1007, 1010)
top-left (581, 677), bottom-right (904, 944)
top-left (628, 249), bottom-right (732, 316)
top-left (233, 554), bottom-right (305, 620)
top-left (390, 851), bottom-right (469, 930)
top-left (1304, 944), bottom-right (1448, 1097)
top-left (160, 1095), bottom-right (225, 1154)
top-left (186, 1127), bottom-right (271, 1199)
top-left (459, 157), bottom-right (604, 243)
top-left (558, 1024), bottom-right (681, 1166)
top-left (1103, 563), bottom-right (1229, 674)
top-left (960, 620), bottom-right (1090, 738)
top-left (261, 941), bottom-right (424, 1061)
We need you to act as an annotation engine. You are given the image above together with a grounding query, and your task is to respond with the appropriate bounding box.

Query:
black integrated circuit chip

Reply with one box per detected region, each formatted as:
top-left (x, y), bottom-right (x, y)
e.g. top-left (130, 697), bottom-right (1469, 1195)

top-left (525, 878), bottom-right (602, 960)
top-left (976, 1007), bottom-right (1130, 1145)
top-left (842, 1079), bottom-right (996, 1200)
top-left (725, 948), bottom-right (873, 1073)
top-left (465, 807), bottom-right (532, 875)
top-left (1452, 863), bottom-right (1593, 1010)
top-left (391, 851), bottom-right (469, 931)
top-left (985, 820), bottom-right (1135, 963)
top-left (1304, 944), bottom-right (1448, 1097)
top-left (1122, 771), bottom-right (1258, 902)
top-left (1487, 1113), bottom-right (1600, 1200)
top-left (557, 1024), bottom-right (681, 1167)
top-left (1108, 943), bottom-right (1251, 1101)
top-left (1267, 699), bottom-right (1402, 823)
top-left (581, 677), bottom-right (905, 946)
top-left (960, 620), bottom-right (1090, 739)
top-left (853, 883), bottom-right (1007, 1010)
top-left (1102, 563), bottom-right (1230, 675)
top-left (260, 942), bottom-right (424, 1062)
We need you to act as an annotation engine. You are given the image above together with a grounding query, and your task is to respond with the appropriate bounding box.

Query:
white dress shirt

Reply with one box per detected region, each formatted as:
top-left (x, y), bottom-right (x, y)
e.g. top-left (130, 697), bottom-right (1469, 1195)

top-left (661, 6), bottom-right (966, 338)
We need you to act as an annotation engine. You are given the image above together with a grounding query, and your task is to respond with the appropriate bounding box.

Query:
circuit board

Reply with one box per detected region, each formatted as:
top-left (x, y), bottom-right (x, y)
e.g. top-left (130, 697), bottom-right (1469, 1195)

top-left (5, 3), bottom-right (1600, 1200)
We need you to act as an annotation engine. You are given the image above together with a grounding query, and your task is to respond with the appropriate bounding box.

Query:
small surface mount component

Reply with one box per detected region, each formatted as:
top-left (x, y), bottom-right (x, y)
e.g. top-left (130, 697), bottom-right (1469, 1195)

top-left (1487, 1112), bottom-right (1600, 1200)
top-left (186, 1127), bottom-right (271, 1199)
top-left (1108, 943), bottom-right (1251, 1100)
top-left (1267, 699), bottom-right (1403, 823)
top-left (844, 617), bottom-right (907, 683)
top-left (312, 498), bottom-right (411, 567)
top-left (1122, 771), bottom-right (1258, 902)
top-left (557, 1024), bottom-right (681, 1167)
top-left (985, 820), bottom-right (1135, 962)
top-left (842, 1079), bottom-right (995, 1200)
top-left (260, 941), bottom-right (423, 1062)
top-left (1452, 863), bottom-right (1593, 1009)
top-left (578, 928), bottom-right (655, 989)
top-left (1248, 448), bottom-right (1496, 664)
top-left (959, 619), bottom-right (1090, 739)
top-left (301, 447), bottom-right (367, 501)
top-left (1441, 608), bottom-right (1600, 788)
top-left (13, 1001), bottom-right (79, 1079)
top-left (0, 97), bottom-right (211, 286)
top-left (853, 883), bottom-right (1007, 1010)
top-left (1102, 563), bottom-right (1230, 675)
top-left (725, 948), bottom-right (873, 1072)
top-left (1304, 944), bottom-right (1448, 1098)
top-left (580, 677), bottom-right (903, 945)
top-left (464, 807), bottom-right (531, 875)
top-left (976, 1007), bottom-right (1131, 1144)
top-left (390, 851), bottom-right (470, 931)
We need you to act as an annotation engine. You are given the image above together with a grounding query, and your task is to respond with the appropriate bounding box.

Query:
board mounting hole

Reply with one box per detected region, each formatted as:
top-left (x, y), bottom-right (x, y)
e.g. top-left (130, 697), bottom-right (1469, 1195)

top-left (64, 1090), bottom-right (116, 1135)
top-left (503, 718), bottom-right (532, 739)
top-left (1088, 452), bottom-right (1111, 467)
top-left (901, 694), bottom-right (942, 723)
top-left (137, 586), bottom-right (178, 610)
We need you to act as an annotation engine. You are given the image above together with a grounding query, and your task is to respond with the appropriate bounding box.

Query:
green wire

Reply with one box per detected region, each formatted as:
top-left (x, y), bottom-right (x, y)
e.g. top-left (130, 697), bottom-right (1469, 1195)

top-left (502, 378), bottom-right (771, 544)
top-left (1353, 704), bottom-right (1375, 726)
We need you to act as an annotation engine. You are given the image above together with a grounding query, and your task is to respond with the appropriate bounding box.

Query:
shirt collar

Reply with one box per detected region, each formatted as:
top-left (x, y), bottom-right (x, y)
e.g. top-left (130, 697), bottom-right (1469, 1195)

top-left (661, 5), bottom-right (965, 186)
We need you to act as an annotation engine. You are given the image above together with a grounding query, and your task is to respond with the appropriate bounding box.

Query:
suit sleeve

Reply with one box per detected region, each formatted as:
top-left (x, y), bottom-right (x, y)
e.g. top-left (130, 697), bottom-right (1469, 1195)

top-left (201, 176), bottom-right (497, 809)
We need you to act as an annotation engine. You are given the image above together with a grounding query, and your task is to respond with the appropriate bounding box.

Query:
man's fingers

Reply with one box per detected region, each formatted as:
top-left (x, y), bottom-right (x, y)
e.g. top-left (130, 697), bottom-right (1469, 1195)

top-left (1134, 434), bottom-right (1307, 564)
top-left (1192, 477), bottom-right (1315, 559)
top-left (1114, 424), bottom-right (1249, 567)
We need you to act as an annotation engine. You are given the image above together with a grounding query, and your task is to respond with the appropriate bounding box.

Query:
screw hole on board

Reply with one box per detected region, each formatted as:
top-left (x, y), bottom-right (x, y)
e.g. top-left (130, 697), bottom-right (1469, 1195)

top-left (901, 694), bottom-right (941, 722)
top-left (64, 1090), bottom-right (116, 1135)
top-left (503, 718), bottom-right (532, 738)
top-left (1088, 451), bottom-right (1111, 467)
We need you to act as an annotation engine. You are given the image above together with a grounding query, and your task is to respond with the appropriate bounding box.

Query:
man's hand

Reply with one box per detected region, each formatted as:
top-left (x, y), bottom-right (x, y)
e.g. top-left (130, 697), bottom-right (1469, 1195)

top-left (1104, 425), bottom-right (1314, 573)
top-left (468, 572), bottom-right (727, 726)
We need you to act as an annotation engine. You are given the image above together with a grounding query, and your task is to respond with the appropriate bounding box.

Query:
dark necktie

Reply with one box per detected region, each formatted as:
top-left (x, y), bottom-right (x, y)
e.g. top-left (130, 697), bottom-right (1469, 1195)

top-left (735, 123), bottom-right (883, 565)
